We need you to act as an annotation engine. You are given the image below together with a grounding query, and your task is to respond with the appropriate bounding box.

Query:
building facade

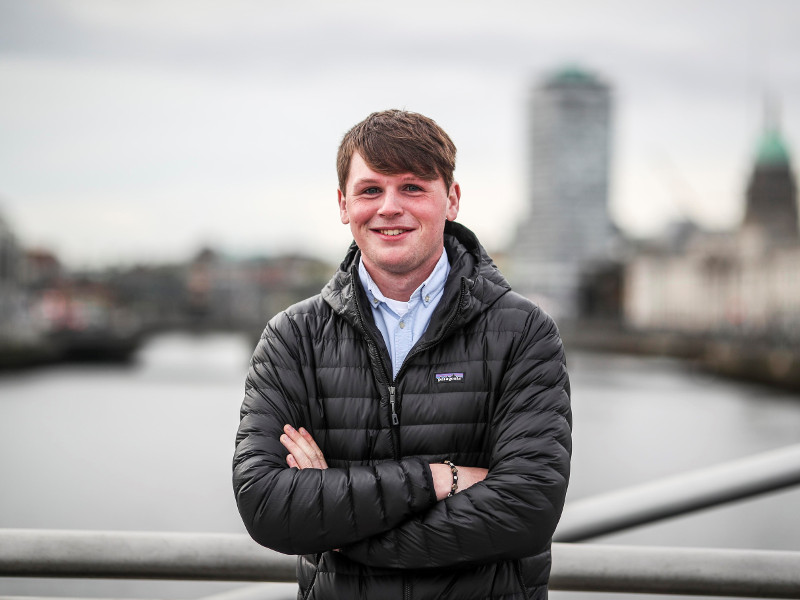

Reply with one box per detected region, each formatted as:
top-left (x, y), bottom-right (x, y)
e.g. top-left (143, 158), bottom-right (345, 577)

top-left (624, 120), bottom-right (800, 340)
top-left (509, 66), bottom-right (614, 319)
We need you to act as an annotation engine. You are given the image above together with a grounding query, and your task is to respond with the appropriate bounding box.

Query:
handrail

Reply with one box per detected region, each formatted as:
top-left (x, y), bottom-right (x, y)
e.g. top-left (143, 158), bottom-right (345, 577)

top-left (550, 543), bottom-right (800, 597)
top-left (0, 530), bottom-right (295, 582)
top-left (2, 529), bottom-right (800, 597)
top-left (555, 443), bottom-right (800, 542)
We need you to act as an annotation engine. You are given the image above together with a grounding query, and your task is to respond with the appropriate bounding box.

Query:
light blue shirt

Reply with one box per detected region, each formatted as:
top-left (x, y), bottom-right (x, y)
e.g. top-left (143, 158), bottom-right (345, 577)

top-left (358, 250), bottom-right (450, 379)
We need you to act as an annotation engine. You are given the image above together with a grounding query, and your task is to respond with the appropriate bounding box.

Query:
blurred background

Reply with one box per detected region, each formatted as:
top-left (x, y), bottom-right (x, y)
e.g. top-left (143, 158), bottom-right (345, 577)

top-left (1, 1), bottom-right (799, 599)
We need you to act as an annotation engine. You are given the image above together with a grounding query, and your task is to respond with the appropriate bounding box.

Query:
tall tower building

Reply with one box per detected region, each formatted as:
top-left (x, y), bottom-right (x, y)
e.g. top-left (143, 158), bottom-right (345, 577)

top-left (509, 66), bottom-right (613, 318)
top-left (743, 122), bottom-right (798, 244)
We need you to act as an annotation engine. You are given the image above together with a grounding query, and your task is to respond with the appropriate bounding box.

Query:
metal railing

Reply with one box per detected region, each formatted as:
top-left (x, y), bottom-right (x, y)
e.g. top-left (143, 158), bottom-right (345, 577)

top-left (555, 443), bottom-right (800, 542)
top-left (2, 529), bottom-right (800, 598)
top-left (3, 444), bottom-right (800, 598)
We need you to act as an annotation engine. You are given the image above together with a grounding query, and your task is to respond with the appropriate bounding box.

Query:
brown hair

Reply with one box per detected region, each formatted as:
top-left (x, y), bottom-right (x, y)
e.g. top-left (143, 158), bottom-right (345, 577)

top-left (337, 109), bottom-right (457, 194)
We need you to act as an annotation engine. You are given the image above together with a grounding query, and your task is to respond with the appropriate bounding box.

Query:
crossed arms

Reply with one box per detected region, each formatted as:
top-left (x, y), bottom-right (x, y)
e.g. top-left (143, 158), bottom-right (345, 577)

top-left (233, 307), bottom-right (571, 569)
top-left (280, 424), bottom-right (488, 501)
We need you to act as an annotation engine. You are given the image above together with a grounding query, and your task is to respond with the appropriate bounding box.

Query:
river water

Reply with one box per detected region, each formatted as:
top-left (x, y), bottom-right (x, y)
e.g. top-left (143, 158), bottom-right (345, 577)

top-left (1, 332), bottom-right (799, 599)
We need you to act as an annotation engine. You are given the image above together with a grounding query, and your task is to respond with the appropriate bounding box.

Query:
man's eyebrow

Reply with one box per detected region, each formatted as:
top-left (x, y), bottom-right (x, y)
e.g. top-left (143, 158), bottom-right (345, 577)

top-left (351, 177), bottom-right (382, 187)
top-left (351, 174), bottom-right (430, 189)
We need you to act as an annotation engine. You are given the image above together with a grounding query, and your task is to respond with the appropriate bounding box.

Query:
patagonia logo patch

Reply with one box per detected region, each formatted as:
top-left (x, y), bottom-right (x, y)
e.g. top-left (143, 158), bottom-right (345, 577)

top-left (435, 372), bottom-right (464, 383)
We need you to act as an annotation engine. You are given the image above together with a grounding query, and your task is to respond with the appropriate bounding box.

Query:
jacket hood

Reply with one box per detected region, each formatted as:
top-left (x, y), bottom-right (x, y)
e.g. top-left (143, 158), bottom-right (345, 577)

top-left (322, 221), bottom-right (511, 337)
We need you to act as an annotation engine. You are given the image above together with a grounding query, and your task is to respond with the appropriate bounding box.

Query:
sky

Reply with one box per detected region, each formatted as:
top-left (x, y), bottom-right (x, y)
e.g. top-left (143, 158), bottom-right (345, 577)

top-left (1, 0), bottom-right (799, 268)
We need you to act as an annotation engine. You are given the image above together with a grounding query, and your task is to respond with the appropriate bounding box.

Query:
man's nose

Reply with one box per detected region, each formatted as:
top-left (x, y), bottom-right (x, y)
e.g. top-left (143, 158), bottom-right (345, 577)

top-left (377, 190), bottom-right (403, 216)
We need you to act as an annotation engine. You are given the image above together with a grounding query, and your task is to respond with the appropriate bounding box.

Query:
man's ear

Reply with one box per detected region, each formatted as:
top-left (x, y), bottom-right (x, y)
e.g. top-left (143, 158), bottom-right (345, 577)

top-left (446, 182), bottom-right (461, 221)
top-left (338, 189), bottom-right (350, 224)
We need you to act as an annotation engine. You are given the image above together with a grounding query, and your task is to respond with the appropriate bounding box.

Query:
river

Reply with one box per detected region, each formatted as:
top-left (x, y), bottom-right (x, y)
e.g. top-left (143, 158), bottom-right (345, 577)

top-left (1, 332), bottom-right (799, 599)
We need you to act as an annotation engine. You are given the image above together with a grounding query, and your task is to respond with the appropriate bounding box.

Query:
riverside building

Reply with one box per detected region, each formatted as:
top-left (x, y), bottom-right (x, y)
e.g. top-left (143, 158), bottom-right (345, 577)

top-left (625, 117), bottom-right (800, 338)
top-left (509, 66), bottom-right (614, 319)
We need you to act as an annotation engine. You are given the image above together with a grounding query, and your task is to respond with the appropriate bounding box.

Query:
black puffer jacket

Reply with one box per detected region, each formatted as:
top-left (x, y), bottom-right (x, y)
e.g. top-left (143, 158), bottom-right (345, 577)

top-left (234, 221), bottom-right (572, 600)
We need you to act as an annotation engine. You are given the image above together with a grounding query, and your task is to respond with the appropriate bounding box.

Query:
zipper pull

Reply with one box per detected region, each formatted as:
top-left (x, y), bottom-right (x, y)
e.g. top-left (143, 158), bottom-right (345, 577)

top-left (388, 385), bottom-right (399, 425)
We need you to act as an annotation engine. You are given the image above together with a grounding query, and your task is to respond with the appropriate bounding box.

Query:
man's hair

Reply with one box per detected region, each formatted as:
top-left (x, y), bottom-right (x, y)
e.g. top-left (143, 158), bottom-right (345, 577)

top-left (337, 109), bottom-right (457, 194)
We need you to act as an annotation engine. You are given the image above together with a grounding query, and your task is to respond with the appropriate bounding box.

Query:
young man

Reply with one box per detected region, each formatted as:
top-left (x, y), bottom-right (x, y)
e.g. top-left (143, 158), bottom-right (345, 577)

top-left (233, 110), bottom-right (572, 599)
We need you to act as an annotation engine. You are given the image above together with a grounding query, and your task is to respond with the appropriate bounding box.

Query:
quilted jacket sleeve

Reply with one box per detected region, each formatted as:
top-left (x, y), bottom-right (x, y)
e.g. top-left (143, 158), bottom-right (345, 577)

top-left (339, 307), bottom-right (572, 568)
top-left (233, 312), bottom-right (437, 556)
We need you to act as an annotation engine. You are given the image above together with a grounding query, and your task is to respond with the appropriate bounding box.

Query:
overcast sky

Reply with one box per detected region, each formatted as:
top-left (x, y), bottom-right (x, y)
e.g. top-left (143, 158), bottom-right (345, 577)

top-left (1, 0), bottom-right (799, 268)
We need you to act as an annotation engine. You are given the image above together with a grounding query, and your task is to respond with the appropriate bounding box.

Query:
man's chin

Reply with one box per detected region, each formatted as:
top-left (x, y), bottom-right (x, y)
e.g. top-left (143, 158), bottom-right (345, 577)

top-left (366, 252), bottom-right (420, 277)
top-left (376, 259), bottom-right (418, 276)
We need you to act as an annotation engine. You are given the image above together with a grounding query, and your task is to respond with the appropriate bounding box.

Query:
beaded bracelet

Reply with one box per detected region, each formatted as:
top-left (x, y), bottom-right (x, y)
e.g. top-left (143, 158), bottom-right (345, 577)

top-left (443, 460), bottom-right (458, 497)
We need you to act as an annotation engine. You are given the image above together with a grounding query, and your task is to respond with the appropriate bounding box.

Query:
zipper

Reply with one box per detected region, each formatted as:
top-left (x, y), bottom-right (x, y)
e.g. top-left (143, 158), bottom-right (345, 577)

top-left (350, 281), bottom-right (392, 385)
top-left (349, 270), bottom-right (398, 458)
top-left (388, 385), bottom-right (399, 425)
top-left (403, 575), bottom-right (412, 600)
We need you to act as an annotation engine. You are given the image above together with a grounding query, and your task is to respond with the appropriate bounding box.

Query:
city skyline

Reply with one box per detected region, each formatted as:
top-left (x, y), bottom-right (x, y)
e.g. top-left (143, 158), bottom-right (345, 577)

top-left (1, 0), bottom-right (799, 268)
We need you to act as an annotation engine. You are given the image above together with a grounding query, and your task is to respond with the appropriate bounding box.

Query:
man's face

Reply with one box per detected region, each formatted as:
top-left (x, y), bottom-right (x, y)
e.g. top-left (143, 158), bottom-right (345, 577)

top-left (338, 151), bottom-right (460, 285)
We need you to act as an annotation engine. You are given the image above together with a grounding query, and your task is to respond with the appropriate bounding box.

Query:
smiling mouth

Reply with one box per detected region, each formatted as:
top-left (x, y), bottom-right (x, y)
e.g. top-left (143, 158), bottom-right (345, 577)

top-left (376, 228), bottom-right (409, 236)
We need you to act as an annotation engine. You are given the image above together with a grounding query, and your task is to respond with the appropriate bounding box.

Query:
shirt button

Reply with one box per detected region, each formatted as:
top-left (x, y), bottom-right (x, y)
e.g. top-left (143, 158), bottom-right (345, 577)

top-left (373, 298), bottom-right (379, 305)
top-left (399, 321), bottom-right (405, 329)
top-left (424, 295), bottom-right (431, 303)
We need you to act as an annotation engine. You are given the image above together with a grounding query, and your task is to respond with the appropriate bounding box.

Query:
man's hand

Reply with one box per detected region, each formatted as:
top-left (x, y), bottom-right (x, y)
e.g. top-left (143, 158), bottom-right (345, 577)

top-left (430, 463), bottom-right (488, 501)
top-left (280, 424), bottom-right (328, 469)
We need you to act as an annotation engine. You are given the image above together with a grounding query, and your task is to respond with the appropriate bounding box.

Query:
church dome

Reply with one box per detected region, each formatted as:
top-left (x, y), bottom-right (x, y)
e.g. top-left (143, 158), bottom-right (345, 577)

top-left (755, 128), bottom-right (791, 167)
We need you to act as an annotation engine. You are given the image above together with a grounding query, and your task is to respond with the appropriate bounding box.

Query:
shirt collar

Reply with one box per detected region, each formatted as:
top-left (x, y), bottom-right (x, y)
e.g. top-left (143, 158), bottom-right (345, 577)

top-left (358, 249), bottom-right (450, 310)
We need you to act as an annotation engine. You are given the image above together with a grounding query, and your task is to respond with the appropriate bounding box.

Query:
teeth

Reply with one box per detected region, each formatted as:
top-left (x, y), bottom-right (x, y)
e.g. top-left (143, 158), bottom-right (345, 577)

top-left (379, 229), bottom-right (404, 236)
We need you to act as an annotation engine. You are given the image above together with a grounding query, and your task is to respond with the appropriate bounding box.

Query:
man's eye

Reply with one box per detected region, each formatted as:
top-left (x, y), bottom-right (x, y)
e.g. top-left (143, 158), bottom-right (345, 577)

top-left (405, 184), bottom-right (422, 192)
top-left (363, 187), bottom-right (381, 194)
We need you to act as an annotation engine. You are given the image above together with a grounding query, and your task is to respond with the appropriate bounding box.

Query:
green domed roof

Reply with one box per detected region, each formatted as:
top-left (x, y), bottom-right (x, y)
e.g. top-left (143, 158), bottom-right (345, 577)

top-left (552, 66), bottom-right (594, 82)
top-left (545, 64), bottom-right (602, 87)
top-left (755, 128), bottom-right (791, 166)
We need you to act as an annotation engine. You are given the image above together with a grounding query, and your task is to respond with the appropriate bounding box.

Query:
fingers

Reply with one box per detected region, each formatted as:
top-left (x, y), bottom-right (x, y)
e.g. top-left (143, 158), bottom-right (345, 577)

top-left (280, 424), bottom-right (328, 470)
top-left (298, 426), bottom-right (329, 468)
